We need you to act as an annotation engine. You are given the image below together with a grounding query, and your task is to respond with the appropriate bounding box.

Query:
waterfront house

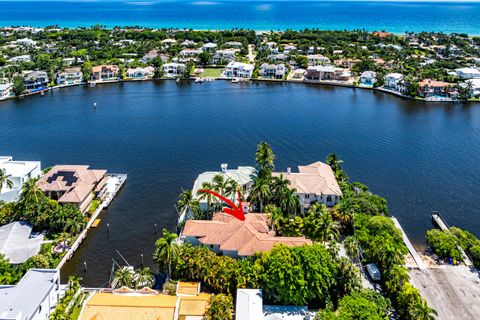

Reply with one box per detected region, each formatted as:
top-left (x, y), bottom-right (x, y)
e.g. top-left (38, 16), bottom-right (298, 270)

top-left (0, 82), bottom-right (12, 100)
top-left (24, 71), bottom-right (49, 91)
top-left (0, 156), bottom-right (42, 202)
top-left (307, 54), bottom-right (331, 66)
top-left (259, 63), bottom-right (286, 79)
top-left (37, 165), bottom-right (108, 213)
top-left (0, 222), bottom-right (43, 264)
top-left (192, 164), bottom-right (256, 210)
top-left (304, 66), bottom-right (350, 82)
top-left (7, 54), bottom-right (31, 63)
top-left (466, 78), bottom-right (480, 97)
top-left (0, 269), bottom-right (61, 320)
top-left (360, 71), bottom-right (377, 86)
top-left (126, 66), bottom-right (154, 79)
top-left (384, 73), bottom-right (404, 91)
top-left (417, 79), bottom-right (453, 98)
top-left (272, 161), bottom-right (343, 211)
top-left (223, 61), bottom-right (254, 78)
top-left (181, 212), bottom-right (312, 258)
top-left (283, 44), bottom-right (297, 54)
top-left (56, 67), bottom-right (83, 86)
top-left (455, 67), bottom-right (480, 79)
top-left (211, 49), bottom-right (237, 64)
top-left (291, 68), bottom-right (306, 80)
top-left (163, 63), bottom-right (186, 77)
top-left (91, 65), bottom-right (119, 82)
top-left (236, 289), bottom-right (311, 320)
top-left (202, 42), bottom-right (217, 52)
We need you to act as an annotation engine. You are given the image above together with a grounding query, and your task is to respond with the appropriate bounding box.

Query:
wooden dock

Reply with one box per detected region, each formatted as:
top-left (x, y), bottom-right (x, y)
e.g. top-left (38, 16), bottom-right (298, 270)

top-left (391, 216), bottom-right (427, 270)
top-left (56, 173), bottom-right (127, 270)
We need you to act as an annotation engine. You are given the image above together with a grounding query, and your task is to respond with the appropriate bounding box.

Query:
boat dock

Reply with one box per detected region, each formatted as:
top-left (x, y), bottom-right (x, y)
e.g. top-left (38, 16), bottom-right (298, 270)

top-left (56, 173), bottom-right (127, 270)
top-left (431, 211), bottom-right (472, 266)
top-left (391, 216), bottom-right (427, 270)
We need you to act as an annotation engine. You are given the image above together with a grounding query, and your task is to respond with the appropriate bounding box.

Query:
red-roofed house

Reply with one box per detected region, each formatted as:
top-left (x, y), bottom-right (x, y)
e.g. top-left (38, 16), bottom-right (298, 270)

top-left (36, 165), bottom-right (107, 213)
top-left (181, 212), bottom-right (311, 258)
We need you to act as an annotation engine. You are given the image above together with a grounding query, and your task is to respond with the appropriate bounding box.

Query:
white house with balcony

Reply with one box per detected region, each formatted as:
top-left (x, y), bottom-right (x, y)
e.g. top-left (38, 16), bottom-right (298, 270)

top-left (360, 71), bottom-right (377, 87)
top-left (56, 67), bottom-right (83, 86)
top-left (0, 269), bottom-right (61, 320)
top-left (384, 73), bottom-right (404, 91)
top-left (223, 61), bottom-right (254, 78)
top-left (0, 156), bottom-right (42, 202)
top-left (163, 63), bottom-right (186, 78)
top-left (273, 161), bottom-right (342, 211)
top-left (24, 71), bottom-right (49, 91)
top-left (126, 66), bottom-right (154, 79)
top-left (0, 82), bottom-right (13, 100)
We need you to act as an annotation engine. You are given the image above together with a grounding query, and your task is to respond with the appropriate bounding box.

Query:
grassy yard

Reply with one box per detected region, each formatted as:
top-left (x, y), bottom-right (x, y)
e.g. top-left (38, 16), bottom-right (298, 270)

top-left (202, 68), bottom-right (223, 78)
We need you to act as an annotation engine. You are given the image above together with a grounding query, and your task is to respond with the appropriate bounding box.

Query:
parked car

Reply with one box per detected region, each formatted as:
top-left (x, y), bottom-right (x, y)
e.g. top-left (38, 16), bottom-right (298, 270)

top-left (366, 263), bottom-right (381, 281)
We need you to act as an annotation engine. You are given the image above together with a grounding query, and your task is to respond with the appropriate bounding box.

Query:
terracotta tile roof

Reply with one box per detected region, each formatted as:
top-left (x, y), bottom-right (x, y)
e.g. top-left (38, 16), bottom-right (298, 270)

top-left (273, 161), bottom-right (342, 196)
top-left (36, 165), bottom-right (107, 204)
top-left (79, 292), bottom-right (177, 320)
top-left (182, 212), bottom-right (311, 256)
top-left (91, 65), bottom-right (119, 73)
top-left (418, 79), bottom-right (451, 88)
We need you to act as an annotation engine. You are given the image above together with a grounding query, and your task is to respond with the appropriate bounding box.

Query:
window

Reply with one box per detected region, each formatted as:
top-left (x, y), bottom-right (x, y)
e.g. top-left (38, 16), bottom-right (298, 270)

top-left (305, 194), bottom-right (310, 199)
top-left (326, 195), bottom-right (332, 202)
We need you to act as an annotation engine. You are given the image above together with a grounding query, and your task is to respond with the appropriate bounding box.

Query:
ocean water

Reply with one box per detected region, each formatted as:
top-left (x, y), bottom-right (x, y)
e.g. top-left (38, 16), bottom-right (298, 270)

top-left (0, 1), bottom-right (479, 34)
top-left (1, 81), bottom-right (479, 285)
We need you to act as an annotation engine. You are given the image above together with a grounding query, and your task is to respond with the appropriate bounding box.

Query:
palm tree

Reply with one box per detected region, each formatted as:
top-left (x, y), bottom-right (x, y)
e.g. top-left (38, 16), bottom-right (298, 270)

top-left (224, 178), bottom-right (239, 199)
top-left (133, 267), bottom-right (154, 289)
top-left (278, 187), bottom-right (300, 215)
top-left (19, 178), bottom-right (43, 206)
top-left (212, 174), bottom-right (228, 196)
top-left (333, 200), bottom-right (354, 227)
top-left (198, 181), bottom-right (216, 210)
top-left (336, 257), bottom-right (361, 296)
top-left (249, 177), bottom-right (271, 213)
top-left (318, 211), bottom-right (340, 244)
top-left (0, 169), bottom-right (13, 194)
top-left (410, 299), bottom-right (438, 320)
top-left (255, 142), bottom-right (275, 175)
top-left (265, 204), bottom-right (282, 233)
top-left (326, 153), bottom-right (343, 172)
top-left (63, 217), bottom-right (84, 236)
top-left (177, 189), bottom-right (200, 216)
top-left (343, 236), bottom-right (361, 262)
top-left (153, 229), bottom-right (180, 280)
top-left (111, 266), bottom-right (134, 289)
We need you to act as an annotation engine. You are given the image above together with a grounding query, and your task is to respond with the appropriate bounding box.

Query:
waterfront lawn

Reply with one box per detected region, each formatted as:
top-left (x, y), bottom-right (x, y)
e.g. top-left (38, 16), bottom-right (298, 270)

top-left (202, 68), bottom-right (223, 78)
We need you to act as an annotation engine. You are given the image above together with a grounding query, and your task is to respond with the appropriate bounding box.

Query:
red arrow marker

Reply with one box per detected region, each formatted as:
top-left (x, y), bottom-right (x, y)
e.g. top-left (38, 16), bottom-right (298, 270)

top-left (198, 189), bottom-right (245, 221)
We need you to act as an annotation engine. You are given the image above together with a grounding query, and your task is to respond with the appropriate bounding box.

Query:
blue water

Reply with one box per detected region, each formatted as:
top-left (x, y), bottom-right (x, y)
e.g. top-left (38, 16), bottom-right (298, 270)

top-left (1, 81), bottom-right (480, 285)
top-left (0, 1), bottom-right (480, 34)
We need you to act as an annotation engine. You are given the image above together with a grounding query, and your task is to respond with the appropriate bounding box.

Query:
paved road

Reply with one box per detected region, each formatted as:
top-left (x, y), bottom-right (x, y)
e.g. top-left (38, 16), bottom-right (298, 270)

top-left (409, 266), bottom-right (480, 320)
top-left (247, 44), bottom-right (255, 64)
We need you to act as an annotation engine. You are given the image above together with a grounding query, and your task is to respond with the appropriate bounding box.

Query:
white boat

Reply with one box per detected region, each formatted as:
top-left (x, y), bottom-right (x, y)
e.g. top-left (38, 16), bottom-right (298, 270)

top-left (195, 77), bottom-right (204, 83)
top-left (231, 78), bottom-right (239, 83)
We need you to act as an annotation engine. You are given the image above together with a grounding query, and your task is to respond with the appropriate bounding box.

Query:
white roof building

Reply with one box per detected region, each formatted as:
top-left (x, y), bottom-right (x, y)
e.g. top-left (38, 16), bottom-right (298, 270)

top-left (235, 289), bottom-right (313, 320)
top-left (0, 269), bottom-right (61, 320)
top-left (236, 289), bottom-right (264, 320)
top-left (0, 156), bottom-right (42, 202)
top-left (455, 67), bottom-right (480, 79)
top-left (223, 61), bottom-right (254, 78)
top-left (192, 164), bottom-right (256, 208)
top-left (0, 222), bottom-right (43, 264)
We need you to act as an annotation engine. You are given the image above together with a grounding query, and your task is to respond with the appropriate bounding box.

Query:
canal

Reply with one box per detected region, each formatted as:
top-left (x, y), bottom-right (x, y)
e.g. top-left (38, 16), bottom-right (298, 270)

top-left (1, 80), bottom-right (479, 286)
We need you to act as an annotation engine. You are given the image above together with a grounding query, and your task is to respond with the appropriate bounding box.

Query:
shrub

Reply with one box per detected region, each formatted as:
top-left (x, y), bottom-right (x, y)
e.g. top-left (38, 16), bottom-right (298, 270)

top-left (426, 229), bottom-right (462, 261)
top-left (205, 294), bottom-right (233, 320)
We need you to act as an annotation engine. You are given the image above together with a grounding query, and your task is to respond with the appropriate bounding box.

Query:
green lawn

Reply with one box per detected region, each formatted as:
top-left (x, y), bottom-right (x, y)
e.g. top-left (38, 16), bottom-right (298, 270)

top-left (202, 68), bottom-right (223, 78)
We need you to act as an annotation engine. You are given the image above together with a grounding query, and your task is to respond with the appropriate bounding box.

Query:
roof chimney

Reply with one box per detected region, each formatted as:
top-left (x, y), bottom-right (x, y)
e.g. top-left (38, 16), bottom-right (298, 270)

top-left (221, 163), bottom-right (228, 173)
top-left (287, 167), bottom-right (291, 174)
